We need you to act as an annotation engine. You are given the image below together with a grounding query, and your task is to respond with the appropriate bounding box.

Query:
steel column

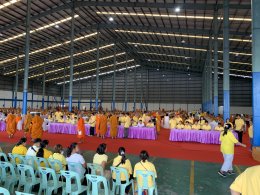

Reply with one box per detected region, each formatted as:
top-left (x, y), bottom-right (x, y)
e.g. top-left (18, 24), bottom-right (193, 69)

top-left (14, 53), bottom-right (19, 108)
top-left (42, 63), bottom-right (46, 109)
top-left (133, 64), bottom-right (137, 111)
top-left (112, 44), bottom-right (116, 111)
top-left (95, 31), bottom-right (100, 110)
top-left (208, 37), bottom-right (213, 114)
top-left (124, 54), bottom-right (128, 112)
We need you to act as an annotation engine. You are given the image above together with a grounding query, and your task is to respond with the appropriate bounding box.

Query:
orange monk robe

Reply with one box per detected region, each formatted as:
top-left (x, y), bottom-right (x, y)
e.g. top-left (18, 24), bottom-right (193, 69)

top-left (24, 114), bottom-right (33, 133)
top-left (156, 114), bottom-right (161, 133)
top-left (110, 115), bottom-right (118, 137)
top-left (96, 114), bottom-right (101, 134)
top-left (15, 116), bottom-right (22, 124)
top-left (77, 117), bottom-right (85, 139)
top-left (31, 115), bottom-right (44, 139)
top-left (6, 114), bottom-right (16, 136)
top-left (99, 115), bottom-right (108, 136)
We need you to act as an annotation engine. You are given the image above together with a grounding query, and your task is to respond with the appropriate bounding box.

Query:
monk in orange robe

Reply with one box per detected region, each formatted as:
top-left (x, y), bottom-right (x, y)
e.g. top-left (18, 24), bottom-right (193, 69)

top-left (24, 111), bottom-right (33, 137)
top-left (156, 113), bottom-right (161, 134)
top-left (110, 113), bottom-right (118, 139)
top-left (99, 113), bottom-right (107, 139)
top-left (96, 113), bottom-right (101, 137)
top-left (30, 113), bottom-right (44, 141)
top-left (77, 114), bottom-right (85, 143)
top-left (15, 114), bottom-right (22, 131)
top-left (6, 113), bottom-right (16, 138)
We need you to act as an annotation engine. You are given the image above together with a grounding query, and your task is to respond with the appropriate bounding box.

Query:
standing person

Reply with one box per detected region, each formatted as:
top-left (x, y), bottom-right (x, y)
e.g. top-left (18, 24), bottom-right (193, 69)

top-left (16, 113), bottom-right (23, 131)
top-left (218, 124), bottom-right (246, 177)
top-left (110, 113), bottom-right (118, 139)
top-left (124, 113), bottom-right (131, 138)
top-left (99, 113), bottom-right (108, 139)
top-left (134, 150), bottom-right (157, 191)
top-left (234, 114), bottom-right (245, 143)
top-left (163, 113), bottom-right (170, 129)
top-left (169, 116), bottom-right (177, 129)
top-left (112, 147), bottom-right (133, 194)
top-left (248, 120), bottom-right (253, 151)
top-left (77, 114), bottom-right (86, 143)
top-left (6, 113), bottom-right (16, 138)
top-left (88, 113), bottom-right (96, 136)
top-left (30, 113), bottom-right (44, 142)
top-left (230, 165), bottom-right (260, 195)
top-left (96, 113), bottom-right (101, 137)
top-left (155, 112), bottom-right (161, 134)
top-left (24, 111), bottom-right (33, 138)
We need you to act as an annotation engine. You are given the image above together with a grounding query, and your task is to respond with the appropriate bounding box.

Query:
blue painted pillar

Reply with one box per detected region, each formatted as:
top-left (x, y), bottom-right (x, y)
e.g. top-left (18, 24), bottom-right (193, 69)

top-left (95, 31), bottom-right (100, 110)
top-left (208, 37), bottom-right (213, 114)
top-left (223, 0), bottom-right (230, 122)
top-left (133, 64), bottom-right (137, 111)
top-left (22, 0), bottom-right (31, 115)
top-left (213, 10), bottom-right (219, 116)
top-left (68, 2), bottom-right (75, 112)
top-left (90, 76), bottom-right (93, 110)
top-left (140, 67), bottom-right (144, 110)
top-left (124, 54), bottom-right (128, 112)
top-left (252, 0), bottom-right (260, 146)
top-left (14, 52), bottom-right (19, 108)
top-left (31, 81), bottom-right (34, 108)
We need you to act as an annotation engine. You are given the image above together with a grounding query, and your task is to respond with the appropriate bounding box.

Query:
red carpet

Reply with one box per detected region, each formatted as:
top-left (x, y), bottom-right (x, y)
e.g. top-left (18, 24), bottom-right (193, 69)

top-left (0, 128), bottom-right (258, 166)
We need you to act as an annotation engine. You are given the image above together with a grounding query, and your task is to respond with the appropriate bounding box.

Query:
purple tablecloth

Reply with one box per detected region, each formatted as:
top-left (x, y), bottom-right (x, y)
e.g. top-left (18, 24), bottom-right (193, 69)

top-left (48, 123), bottom-right (124, 138)
top-left (169, 129), bottom-right (238, 144)
top-left (128, 127), bottom-right (157, 140)
top-left (0, 121), bottom-right (6, 131)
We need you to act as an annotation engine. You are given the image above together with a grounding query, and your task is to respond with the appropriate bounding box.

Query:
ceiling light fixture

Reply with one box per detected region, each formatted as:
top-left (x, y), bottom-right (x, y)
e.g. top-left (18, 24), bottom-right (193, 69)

top-left (174, 7), bottom-right (181, 12)
top-left (0, 0), bottom-right (21, 10)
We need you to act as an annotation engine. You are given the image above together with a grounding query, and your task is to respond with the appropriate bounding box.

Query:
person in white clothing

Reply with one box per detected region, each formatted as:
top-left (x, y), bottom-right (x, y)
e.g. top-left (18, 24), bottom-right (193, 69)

top-left (163, 113), bottom-right (170, 129)
top-left (66, 142), bottom-right (87, 177)
top-left (26, 138), bottom-right (41, 156)
top-left (137, 120), bottom-right (145, 127)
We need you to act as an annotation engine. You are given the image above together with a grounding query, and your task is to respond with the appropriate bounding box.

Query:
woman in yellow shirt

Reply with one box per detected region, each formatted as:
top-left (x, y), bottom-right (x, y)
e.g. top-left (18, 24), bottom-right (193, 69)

top-left (41, 140), bottom-right (53, 158)
top-left (218, 124), bottom-right (246, 177)
top-left (184, 121), bottom-right (191, 130)
top-left (198, 117), bottom-right (205, 126)
top-left (224, 118), bottom-right (234, 129)
top-left (134, 150), bottom-right (157, 191)
top-left (146, 120), bottom-right (155, 128)
top-left (112, 147), bottom-right (133, 194)
top-left (93, 143), bottom-right (110, 178)
top-left (12, 137), bottom-right (27, 156)
top-left (192, 121), bottom-right (200, 130)
top-left (49, 144), bottom-right (67, 171)
top-left (201, 121), bottom-right (211, 131)
top-left (248, 120), bottom-right (253, 150)
top-left (169, 116), bottom-right (177, 129)
top-left (215, 123), bottom-right (224, 131)
top-left (176, 122), bottom-right (184, 130)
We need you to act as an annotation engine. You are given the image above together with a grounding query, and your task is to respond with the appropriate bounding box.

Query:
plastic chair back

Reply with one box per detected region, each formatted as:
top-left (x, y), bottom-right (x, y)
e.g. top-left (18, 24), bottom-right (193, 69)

top-left (60, 170), bottom-right (82, 194)
top-left (87, 163), bottom-right (104, 176)
top-left (136, 170), bottom-right (157, 195)
top-left (0, 161), bottom-right (17, 183)
top-left (0, 152), bottom-right (8, 162)
top-left (0, 187), bottom-right (10, 195)
top-left (67, 162), bottom-right (85, 179)
top-left (86, 174), bottom-right (109, 195)
top-left (8, 153), bottom-right (25, 165)
top-left (39, 167), bottom-right (57, 189)
top-left (15, 192), bottom-right (34, 195)
top-left (48, 158), bottom-right (64, 173)
top-left (35, 157), bottom-right (49, 168)
top-left (24, 156), bottom-right (37, 170)
top-left (17, 164), bottom-right (37, 186)
top-left (110, 166), bottom-right (130, 184)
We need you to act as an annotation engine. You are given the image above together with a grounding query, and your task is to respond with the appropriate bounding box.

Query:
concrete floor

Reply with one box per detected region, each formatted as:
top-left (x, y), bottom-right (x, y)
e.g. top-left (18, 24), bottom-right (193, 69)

top-left (0, 142), bottom-right (248, 195)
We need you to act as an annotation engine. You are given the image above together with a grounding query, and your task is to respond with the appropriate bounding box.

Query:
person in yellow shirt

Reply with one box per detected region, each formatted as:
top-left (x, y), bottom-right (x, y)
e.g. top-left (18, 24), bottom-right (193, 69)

top-left (230, 165), bottom-right (260, 195)
top-left (134, 150), bottom-right (157, 190)
top-left (169, 116), bottom-right (177, 129)
top-left (218, 124), bottom-right (246, 177)
top-left (124, 113), bottom-right (131, 138)
top-left (201, 121), bottom-right (211, 131)
top-left (41, 140), bottom-right (53, 158)
top-left (248, 120), bottom-right (253, 151)
top-left (176, 121), bottom-right (184, 130)
top-left (132, 114), bottom-right (139, 126)
top-left (146, 120), bottom-right (155, 128)
top-left (184, 121), bottom-right (191, 130)
top-left (224, 118), bottom-right (234, 129)
top-left (185, 116), bottom-right (194, 125)
top-left (198, 117), bottom-right (205, 127)
top-left (54, 110), bottom-right (62, 121)
top-left (119, 113), bottom-right (125, 127)
top-left (234, 114), bottom-right (245, 143)
top-left (175, 115), bottom-right (183, 124)
top-left (192, 121), bottom-right (200, 130)
top-left (49, 144), bottom-right (67, 171)
top-left (112, 147), bottom-right (133, 194)
top-left (12, 137), bottom-right (28, 163)
top-left (89, 113), bottom-right (96, 136)
top-left (93, 143), bottom-right (110, 179)
top-left (215, 123), bottom-right (224, 131)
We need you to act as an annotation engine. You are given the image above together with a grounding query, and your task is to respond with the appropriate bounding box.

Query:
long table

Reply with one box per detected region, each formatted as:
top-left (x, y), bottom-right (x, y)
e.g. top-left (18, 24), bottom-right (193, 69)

top-left (48, 123), bottom-right (124, 138)
top-left (169, 129), bottom-right (238, 144)
top-left (128, 126), bottom-right (157, 140)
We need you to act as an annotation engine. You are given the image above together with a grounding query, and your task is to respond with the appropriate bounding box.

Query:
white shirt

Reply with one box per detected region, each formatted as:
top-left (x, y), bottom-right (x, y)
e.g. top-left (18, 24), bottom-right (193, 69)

top-left (26, 145), bottom-right (39, 156)
top-left (137, 123), bottom-right (145, 127)
top-left (66, 153), bottom-right (86, 177)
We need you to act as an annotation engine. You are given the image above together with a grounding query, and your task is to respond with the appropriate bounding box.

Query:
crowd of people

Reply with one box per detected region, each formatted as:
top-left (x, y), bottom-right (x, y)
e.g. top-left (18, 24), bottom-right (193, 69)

top-left (10, 137), bottom-right (157, 194)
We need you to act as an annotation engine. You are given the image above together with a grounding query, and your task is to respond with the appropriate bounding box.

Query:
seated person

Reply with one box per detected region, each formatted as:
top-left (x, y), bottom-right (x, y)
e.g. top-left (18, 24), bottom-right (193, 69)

top-left (58, 115), bottom-right (64, 123)
top-left (169, 116), bottom-right (177, 129)
top-left (93, 143), bottom-right (110, 178)
top-left (41, 140), bottom-right (53, 158)
top-left (184, 121), bottom-right (191, 130)
top-left (134, 150), bottom-right (157, 189)
top-left (66, 143), bottom-right (87, 177)
top-left (176, 121), bottom-right (184, 130)
top-left (146, 120), bottom-right (155, 128)
top-left (65, 114), bottom-right (71, 123)
top-left (26, 138), bottom-right (41, 156)
top-left (12, 137), bottom-right (28, 156)
top-left (198, 117), bottom-right (206, 126)
top-left (185, 117), bottom-right (194, 125)
top-left (137, 120), bottom-right (145, 127)
top-left (49, 144), bottom-right (67, 171)
top-left (192, 121), bottom-right (201, 130)
top-left (215, 123), bottom-right (224, 131)
top-left (201, 121), bottom-right (211, 131)
top-left (112, 147), bottom-right (133, 194)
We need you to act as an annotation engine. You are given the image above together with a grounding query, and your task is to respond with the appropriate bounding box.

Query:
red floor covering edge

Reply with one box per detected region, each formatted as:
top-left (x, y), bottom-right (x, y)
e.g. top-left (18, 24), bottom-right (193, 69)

top-left (0, 128), bottom-right (258, 166)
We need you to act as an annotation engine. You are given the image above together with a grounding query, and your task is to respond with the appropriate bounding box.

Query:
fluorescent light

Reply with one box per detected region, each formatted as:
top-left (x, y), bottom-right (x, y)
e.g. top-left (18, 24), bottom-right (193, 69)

top-left (181, 40), bottom-right (185, 43)
top-left (174, 7), bottom-right (181, 12)
top-left (0, 0), bottom-right (21, 10)
top-left (108, 17), bottom-right (114, 21)
top-left (0, 15), bottom-right (79, 44)
top-left (96, 11), bottom-right (251, 22)
top-left (55, 25), bottom-right (59, 28)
